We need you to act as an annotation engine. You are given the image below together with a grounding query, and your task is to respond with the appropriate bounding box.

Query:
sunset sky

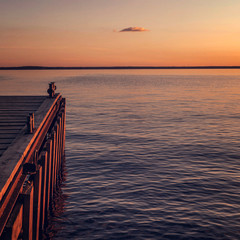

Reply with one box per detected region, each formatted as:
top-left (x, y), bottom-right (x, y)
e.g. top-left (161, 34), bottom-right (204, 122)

top-left (1, 0), bottom-right (240, 67)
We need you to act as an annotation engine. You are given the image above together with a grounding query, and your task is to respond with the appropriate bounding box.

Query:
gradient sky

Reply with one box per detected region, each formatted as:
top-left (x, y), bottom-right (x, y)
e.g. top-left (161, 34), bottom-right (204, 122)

top-left (1, 0), bottom-right (240, 67)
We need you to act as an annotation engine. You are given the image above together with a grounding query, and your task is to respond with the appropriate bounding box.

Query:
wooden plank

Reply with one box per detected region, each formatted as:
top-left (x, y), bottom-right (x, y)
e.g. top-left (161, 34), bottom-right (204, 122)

top-left (0, 150), bottom-right (5, 156)
top-left (0, 113), bottom-right (27, 116)
top-left (0, 105), bottom-right (40, 108)
top-left (2, 200), bottom-right (23, 240)
top-left (55, 123), bottom-right (59, 185)
top-left (0, 130), bottom-right (21, 134)
top-left (50, 131), bottom-right (56, 198)
top-left (0, 109), bottom-right (40, 112)
top-left (39, 152), bottom-right (47, 235)
top-left (58, 116), bottom-right (62, 168)
top-left (59, 115), bottom-right (63, 167)
top-left (0, 109), bottom-right (39, 112)
top-left (0, 117), bottom-right (27, 120)
top-left (0, 101), bottom-right (42, 104)
top-left (0, 119), bottom-right (26, 123)
top-left (33, 166), bottom-right (42, 240)
top-left (0, 102), bottom-right (42, 104)
top-left (0, 96), bottom-right (45, 101)
top-left (0, 104), bottom-right (42, 109)
top-left (0, 174), bottom-right (25, 238)
top-left (21, 183), bottom-right (33, 240)
top-left (53, 129), bottom-right (57, 189)
top-left (0, 139), bottom-right (13, 144)
top-left (0, 144), bottom-right (8, 150)
top-left (0, 102), bottom-right (42, 106)
top-left (0, 123), bottom-right (25, 126)
top-left (44, 140), bottom-right (52, 225)
top-left (0, 127), bottom-right (23, 131)
top-left (0, 125), bottom-right (24, 133)
top-left (0, 112), bottom-right (34, 115)
top-left (62, 99), bottom-right (66, 154)
top-left (0, 134), bottom-right (16, 139)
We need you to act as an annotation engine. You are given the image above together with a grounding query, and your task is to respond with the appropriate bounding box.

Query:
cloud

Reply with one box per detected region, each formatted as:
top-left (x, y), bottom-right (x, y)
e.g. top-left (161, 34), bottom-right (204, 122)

top-left (119, 27), bottom-right (149, 32)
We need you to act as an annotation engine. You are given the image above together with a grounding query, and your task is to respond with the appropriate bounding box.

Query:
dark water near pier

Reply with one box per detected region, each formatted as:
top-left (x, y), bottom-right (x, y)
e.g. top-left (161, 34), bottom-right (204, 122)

top-left (1, 69), bottom-right (240, 239)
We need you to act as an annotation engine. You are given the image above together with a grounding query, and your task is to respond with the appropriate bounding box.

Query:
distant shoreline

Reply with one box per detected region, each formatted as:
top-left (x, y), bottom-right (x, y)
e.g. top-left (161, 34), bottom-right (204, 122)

top-left (1, 66), bottom-right (240, 70)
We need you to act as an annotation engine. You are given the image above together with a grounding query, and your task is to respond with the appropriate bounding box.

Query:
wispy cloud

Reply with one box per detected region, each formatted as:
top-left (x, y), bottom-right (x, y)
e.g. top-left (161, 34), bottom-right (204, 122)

top-left (119, 27), bottom-right (149, 32)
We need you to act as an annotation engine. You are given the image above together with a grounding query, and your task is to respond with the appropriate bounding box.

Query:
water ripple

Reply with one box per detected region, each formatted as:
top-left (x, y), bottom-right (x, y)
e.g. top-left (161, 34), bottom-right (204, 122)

top-left (54, 73), bottom-right (240, 239)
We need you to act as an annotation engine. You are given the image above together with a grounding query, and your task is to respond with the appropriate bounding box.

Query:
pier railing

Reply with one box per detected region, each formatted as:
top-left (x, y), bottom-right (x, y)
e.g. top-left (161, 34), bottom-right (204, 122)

top-left (0, 88), bottom-right (66, 239)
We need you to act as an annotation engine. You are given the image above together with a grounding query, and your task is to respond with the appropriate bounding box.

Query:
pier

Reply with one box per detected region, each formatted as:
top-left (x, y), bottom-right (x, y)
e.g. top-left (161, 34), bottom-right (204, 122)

top-left (0, 83), bottom-right (66, 239)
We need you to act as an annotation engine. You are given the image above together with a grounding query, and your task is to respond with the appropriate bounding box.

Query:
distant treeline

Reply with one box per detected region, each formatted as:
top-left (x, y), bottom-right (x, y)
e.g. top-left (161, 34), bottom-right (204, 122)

top-left (1, 66), bottom-right (240, 70)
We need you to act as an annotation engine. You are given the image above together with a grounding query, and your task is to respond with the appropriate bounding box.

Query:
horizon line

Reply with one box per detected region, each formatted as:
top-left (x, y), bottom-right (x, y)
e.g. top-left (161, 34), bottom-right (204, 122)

top-left (1, 65), bottom-right (240, 70)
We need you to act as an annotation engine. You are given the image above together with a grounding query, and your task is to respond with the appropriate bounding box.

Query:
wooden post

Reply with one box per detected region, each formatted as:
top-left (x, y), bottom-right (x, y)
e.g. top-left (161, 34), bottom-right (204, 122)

top-left (50, 130), bottom-right (56, 197)
top-left (39, 152), bottom-right (48, 235)
top-left (54, 124), bottom-right (58, 188)
top-left (47, 82), bottom-right (56, 98)
top-left (1, 198), bottom-right (23, 240)
top-left (33, 165), bottom-right (42, 240)
top-left (27, 113), bottom-right (34, 134)
top-left (58, 115), bottom-right (62, 168)
top-left (21, 183), bottom-right (34, 240)
top-left (56, 121), bottom-right (60, 182)
top-left (60, 112), bottom-right (64, 163)
top-left (44, 139), bottom-right (52, 226)
top-left (62, 99), bottom-right (66, 155)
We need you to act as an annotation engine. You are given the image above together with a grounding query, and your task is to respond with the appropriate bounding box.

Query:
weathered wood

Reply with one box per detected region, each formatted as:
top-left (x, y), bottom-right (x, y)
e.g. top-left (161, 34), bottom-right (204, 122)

top-left (0, 96), bottom-right (45, 101)
top-left (0, 130), bottom-right (21, 134)
top-left (0, 95), bottom-right (61, 237)
top-left (49, 134), bottom-right (55, 204)
top-left (0, 119), bottom-right (26, 123)
top-left (0, 133), bottom-right (18, 138)
top-left (0, 144), bottom-right (8, 150)
top-left (21, 183), bottom-right (33, 240)
top-left (62, 101), bottom-right (66, 153)
top-left (0, 114), bottom-right (28, 117)
top-left (0, 94), bottom-right (60, 200)
top-left (58, 115), bottom-right (63, 169)
top-left (33, 166), bottom-right (42, 240)
top-left (0, 139), bottom-right (13, 144)
top-left (0, 122), bottom-right (25, 125)
top-left (39, 152), bottom-right (47, 234)
top-left (44, 139), bottom-right (52, 226)
top-left (0, 93), bottom-right (65, 238)
top-left (2, 200), bottom-right (23, 240)
top-left (0, 109), bottom-right (37, 113)
top-left (0, 173), bottom-right (26, 237)
top-left (0, 103), bottom-right (42, 107)
top-left (0, 150), bottom-right (5, 156)
top-left (55, 123), bottom-right (59, 185)
top-left (0, 126), bottom-right (24, 131)
top-left (55, 123), bottom-right (59, 184)
top-left (51, 130), bottom-right (56, 194)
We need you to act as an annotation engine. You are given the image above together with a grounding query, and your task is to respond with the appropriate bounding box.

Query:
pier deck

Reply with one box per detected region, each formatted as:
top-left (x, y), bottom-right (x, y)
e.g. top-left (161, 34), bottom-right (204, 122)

top-left (0, 96), bottom-right (45, 157)
top-left (0, 87), bottom-right (66, 239)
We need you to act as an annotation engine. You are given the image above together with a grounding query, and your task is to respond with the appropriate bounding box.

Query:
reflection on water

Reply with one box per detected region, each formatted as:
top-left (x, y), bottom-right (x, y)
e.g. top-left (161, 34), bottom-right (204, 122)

top-left (1, 69), bottom-right (240, 239)
top-left (44, 157), bottom-right (67, 239)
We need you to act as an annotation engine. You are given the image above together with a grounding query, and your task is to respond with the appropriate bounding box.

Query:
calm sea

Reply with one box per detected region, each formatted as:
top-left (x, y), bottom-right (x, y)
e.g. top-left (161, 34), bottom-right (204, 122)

top-left (1, 69), bottom-right (240, 239)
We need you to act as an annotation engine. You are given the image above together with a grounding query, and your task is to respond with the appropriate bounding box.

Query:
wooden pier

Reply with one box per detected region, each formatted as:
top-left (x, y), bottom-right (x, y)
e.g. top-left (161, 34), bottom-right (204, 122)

top-left (0, 83), bottom-right (66, 239)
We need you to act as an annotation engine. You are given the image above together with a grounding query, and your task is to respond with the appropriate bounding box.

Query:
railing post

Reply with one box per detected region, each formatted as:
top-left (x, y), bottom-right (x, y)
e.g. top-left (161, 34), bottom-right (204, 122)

top-left (47, 82), bottom-right (56, 98)
top-left (27, 113), bottom-right (34, 133)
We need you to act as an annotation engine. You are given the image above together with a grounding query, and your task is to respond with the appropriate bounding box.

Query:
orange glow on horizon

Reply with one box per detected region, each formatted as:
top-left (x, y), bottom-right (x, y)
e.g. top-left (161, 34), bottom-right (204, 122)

top-left (1, 0), bottom-right (240, 67)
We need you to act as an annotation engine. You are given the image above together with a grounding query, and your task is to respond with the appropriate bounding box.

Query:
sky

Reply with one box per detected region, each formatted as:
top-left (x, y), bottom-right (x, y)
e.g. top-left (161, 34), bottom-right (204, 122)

top-left (0, 0), bottom-right (240, 67)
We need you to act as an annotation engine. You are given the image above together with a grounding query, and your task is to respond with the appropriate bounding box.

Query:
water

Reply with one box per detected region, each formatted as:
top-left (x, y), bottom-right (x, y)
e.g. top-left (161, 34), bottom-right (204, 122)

top-left (1, 69), bottom-right (240, 239)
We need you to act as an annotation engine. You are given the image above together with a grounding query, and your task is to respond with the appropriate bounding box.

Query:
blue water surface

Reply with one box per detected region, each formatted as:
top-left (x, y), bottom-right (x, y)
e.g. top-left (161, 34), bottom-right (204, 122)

top-left (1, 69), bottom-right (240, 239)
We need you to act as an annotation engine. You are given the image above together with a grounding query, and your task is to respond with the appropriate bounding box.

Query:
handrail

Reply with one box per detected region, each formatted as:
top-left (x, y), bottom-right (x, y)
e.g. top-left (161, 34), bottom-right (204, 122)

top-left (0, 95), bottom-right (65, 236)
